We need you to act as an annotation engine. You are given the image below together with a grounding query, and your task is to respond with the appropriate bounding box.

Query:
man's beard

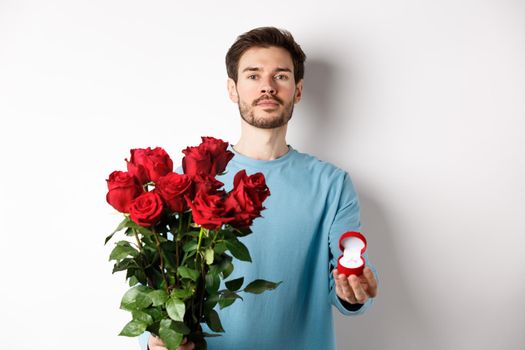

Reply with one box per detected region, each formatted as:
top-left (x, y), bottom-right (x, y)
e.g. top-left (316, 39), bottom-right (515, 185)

top-left (237, 94), bottom-right (295, 129)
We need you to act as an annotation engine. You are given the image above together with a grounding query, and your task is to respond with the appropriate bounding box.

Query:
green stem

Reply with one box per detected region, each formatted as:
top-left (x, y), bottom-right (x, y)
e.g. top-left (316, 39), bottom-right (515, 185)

top-left (198, 269), bottom-right (205, 322)
top-left (194, 227), bottom-right (205, 265)
top-left (178, 213), bottom-right (183, 237)
top-left (212, 229), bottom-right (220, 243)
top-left (187, 211), bottom-right (193, 231)
top-left (175, 215), bottom-right (183, 286)
top-left (153, 229), bottom-right (169, 293)
top-left (133, 228), bottom-right (143, 252)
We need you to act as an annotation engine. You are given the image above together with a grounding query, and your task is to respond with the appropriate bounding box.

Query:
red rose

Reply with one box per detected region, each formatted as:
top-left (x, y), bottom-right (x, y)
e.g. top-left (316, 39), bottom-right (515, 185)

top-left (129, 192), bottom-right (164, 227)
top-left (232, 170), bottom-right (270, 210)
top-left (200, 136), bottom-right (234, 174)
top-left (182, 136), bottom-right (234, 176)
top-left (191, 173), bottom-right (224, 197)
top-left (126, 147), bottom-right (173, 184)
top-left (185, 191), bottom-right (234, 230)
top-left (224, 182), bottom-right (263, 228)
top-left (181, 145), bottom-right (211, 177)
top-left (106, 171), bottom-right (144, 213)
top-left (155, 172), bottom-right (193, 213)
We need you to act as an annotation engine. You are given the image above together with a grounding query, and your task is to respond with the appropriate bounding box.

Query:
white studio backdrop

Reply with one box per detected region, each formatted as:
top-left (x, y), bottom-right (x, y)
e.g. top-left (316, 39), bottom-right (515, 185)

top-left (1, 1), bottom-right (524, 349)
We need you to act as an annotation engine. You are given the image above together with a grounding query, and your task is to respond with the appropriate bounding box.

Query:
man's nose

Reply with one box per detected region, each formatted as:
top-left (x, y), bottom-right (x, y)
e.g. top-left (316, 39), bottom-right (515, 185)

top-left (260, 77), bottom-right (277, 95)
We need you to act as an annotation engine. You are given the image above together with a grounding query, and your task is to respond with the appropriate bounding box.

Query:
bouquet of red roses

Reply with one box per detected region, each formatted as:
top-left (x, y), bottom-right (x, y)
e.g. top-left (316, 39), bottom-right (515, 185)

top-left (105, 137), bottom-right (280, 350)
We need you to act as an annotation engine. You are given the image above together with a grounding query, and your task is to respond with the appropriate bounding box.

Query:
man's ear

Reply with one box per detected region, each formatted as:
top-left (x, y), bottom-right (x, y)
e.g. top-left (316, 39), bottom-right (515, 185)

top-left (227, 78), bottom-right (239, 103)
top-left (294, 79), bottom-right (303, 104)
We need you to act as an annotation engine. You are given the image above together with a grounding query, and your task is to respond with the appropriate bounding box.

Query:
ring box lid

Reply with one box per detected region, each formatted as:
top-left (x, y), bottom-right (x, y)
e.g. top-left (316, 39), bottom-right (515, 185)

top-left (338, 231), bottom-right (367, 253)
top-left (338, 231), bottom-right (367, 270)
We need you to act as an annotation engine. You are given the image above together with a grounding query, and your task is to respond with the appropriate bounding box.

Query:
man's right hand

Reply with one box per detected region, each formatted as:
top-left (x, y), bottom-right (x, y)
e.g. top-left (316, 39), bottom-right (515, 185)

top-left (148, 335), bottom-right (195, 350)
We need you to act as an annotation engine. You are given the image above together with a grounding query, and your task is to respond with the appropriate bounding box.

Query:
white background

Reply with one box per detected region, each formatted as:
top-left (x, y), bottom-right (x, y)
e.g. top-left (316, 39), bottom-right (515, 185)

top-left (1, 1), bottom-right (524, 349)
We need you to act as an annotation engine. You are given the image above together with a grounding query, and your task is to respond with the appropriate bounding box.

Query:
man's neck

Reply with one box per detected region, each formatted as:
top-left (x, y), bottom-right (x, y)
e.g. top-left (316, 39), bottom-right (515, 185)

top-left (233, 121), bottom-right (289, 161)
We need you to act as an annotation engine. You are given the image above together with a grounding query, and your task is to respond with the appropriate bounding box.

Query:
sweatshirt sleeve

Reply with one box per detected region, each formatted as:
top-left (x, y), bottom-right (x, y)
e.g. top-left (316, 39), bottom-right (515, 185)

top-left (138, 332), bottom-right (149, 350)
top-left (327, 171), bottom-right (378, 316)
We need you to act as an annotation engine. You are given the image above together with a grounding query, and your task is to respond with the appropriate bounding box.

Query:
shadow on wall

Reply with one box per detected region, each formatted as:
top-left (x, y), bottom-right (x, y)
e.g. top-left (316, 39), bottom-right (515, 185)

top-left (294, 58), bottom-right (338, 151)
top-left (302, 59), bottom-right (437, 349)
top-left (299, 58), bottom-right (335, 147)
top-left (295, 57), bottom-right (359, 157)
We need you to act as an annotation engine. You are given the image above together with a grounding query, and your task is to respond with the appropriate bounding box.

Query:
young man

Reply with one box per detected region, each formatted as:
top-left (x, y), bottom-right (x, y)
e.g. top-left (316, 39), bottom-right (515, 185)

top-left (146, 26), bottom-right (378, 350)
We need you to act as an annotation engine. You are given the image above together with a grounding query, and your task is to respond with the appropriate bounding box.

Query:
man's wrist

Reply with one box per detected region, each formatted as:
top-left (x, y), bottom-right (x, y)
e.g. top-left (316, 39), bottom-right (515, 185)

top-left (338, 296), bottom-right (364, 311)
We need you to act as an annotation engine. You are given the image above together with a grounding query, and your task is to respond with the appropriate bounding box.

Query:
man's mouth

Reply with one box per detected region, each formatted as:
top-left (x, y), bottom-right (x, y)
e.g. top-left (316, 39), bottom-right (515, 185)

top-left (255, 97), bottom-right (281, 107)
top-left (257, 100), bottom-right (279, 107)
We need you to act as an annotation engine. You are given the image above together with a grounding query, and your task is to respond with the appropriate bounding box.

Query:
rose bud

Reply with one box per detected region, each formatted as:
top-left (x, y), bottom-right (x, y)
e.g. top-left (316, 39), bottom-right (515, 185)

top-left (199, 136), bottom-right (234, 175)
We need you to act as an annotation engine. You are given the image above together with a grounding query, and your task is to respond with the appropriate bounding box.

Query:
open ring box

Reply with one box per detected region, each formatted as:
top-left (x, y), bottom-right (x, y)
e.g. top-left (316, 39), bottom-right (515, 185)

top-left (337, 231), bottom-right (367, 276)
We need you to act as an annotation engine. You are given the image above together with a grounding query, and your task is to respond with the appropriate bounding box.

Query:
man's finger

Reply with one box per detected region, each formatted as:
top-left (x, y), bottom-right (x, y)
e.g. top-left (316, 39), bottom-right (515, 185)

top-left (349, 274), bottom-right (368, 303)
top-left (333, 270), bottom-right (346, 300)
top-left (149, 335), bottom-right (165, 346)
top-left (338, 274), bottom-right (358, 303)
top-left (363, 267), bottom-right (378, 297)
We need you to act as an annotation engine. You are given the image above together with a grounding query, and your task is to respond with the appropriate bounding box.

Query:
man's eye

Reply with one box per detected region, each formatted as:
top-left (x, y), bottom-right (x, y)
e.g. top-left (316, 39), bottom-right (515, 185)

top-left (247, 75), bottom-right (258, 80)
top-left (275, 74), bottom-right (288, 80)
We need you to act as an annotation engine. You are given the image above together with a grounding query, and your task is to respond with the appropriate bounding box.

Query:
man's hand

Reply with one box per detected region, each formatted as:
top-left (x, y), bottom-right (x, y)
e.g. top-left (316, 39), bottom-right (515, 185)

top-left (148, 335), bottom-right (195, 350)
top-left (333, 266), bottom-right (378, 304)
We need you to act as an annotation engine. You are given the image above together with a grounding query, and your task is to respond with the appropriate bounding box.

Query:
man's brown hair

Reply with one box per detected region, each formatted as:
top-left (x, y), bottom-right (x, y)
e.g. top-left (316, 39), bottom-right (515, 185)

top-left (225, 26), bottom-right (306, 83)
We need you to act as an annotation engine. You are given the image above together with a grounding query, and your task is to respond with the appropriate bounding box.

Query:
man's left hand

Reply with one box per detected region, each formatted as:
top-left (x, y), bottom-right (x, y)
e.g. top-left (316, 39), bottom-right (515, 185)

top-left (333, 266), bottom-right (378, 304)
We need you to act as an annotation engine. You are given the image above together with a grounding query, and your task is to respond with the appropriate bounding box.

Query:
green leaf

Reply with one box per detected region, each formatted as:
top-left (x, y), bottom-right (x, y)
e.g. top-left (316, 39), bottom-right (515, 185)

top-left (112, 258), bottom-right (140, 273)
top-left (118, 319), bottom-right (147, 337)
top-left (171, 321), bottom-right (190, 335)
top-left (130, 269), bottom-right (147, 285)
top-left (182, 241), bottom-right (198, 252)
top-left (159, 242), bottom-right (178, 271)
top-left (214, 242), bottom-right (227, 255)
top-left (205, 247), bottom-right (214, 265)
top-left (233, 227), bottom-right (252, 237)
top-left (148, 289), bottom-right (168, 307)
top-left (105, 216), bottom-right (129, 245)
top-left (202, 332), bottom-right (223, 337)
top-left (128, 276), bottom-right (139, 287)
top-left (132, 310), bottom-right (154, 325)
top-left (127, 220), bottom-right (154, 236)
top-left (143, 307), bottom-right (163, 322)
top-left (205, 271), bottom-right (220, 294)
top-left (166, 296), bottom-right (185, 321)
top-left (171, 287), bottom-right (194, 300)
top-left (205, 309), bottom-right (224, 332)
top-left (109, 241), bottom-right (139, 261)
top-left (159, 319), bottom-right (184, 350)
top-left (219, 256), bottom-right (234, 278)
top-left (244, 279), bottom-right (282, 294)
top-left (178, 266), bottom-right (199, 281)
top-left (225, 239), bottom-right (251, 262)
top-left (225, 277), bottom-right (244, 292)
top-left (120, 285), bottom-right (153, 311)
top-left (204, 292), bottom-right (220, 313)
top-left (219, 290), bottom-right (243, 309)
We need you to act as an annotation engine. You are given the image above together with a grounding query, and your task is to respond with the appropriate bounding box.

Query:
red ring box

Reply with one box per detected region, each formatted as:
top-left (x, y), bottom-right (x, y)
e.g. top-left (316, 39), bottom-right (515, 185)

top-left (337, 231), bottom-right (367, 276)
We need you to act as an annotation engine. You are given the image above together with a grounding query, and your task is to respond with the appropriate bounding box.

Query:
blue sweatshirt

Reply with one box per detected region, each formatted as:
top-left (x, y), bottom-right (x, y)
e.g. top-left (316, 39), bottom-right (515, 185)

top-left (139, 144), bottom-right (377, 350)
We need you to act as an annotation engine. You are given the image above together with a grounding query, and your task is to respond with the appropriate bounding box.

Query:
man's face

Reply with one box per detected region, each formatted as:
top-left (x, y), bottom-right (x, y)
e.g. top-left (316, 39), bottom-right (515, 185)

top-left (228, 46), bottom-right (303, 129)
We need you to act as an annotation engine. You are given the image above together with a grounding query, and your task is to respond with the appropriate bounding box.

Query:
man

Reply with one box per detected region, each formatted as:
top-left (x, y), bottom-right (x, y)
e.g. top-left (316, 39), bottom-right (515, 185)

top-left (145, 26), bottom-right (378, 350)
